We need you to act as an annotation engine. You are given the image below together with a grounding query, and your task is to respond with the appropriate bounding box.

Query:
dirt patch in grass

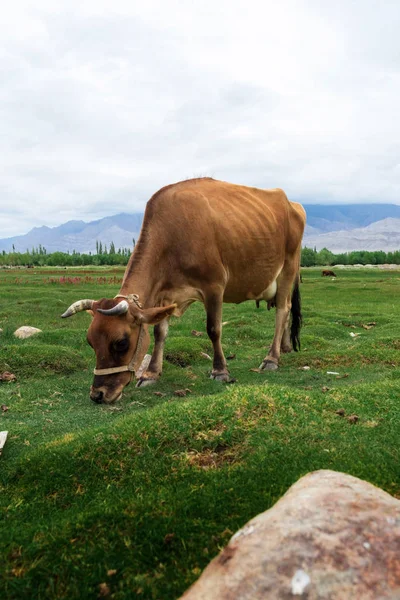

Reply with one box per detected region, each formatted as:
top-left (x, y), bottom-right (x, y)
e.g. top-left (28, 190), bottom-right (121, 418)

top-left (194, 423), bottom-right (227, 441)
top-left (299, 351), bottom-right (398, 369)
top-left (165, 351), bottom-right (193, 368)
top-left (182, 443), bottom-right (240, 470)
top-left (373, 339), bottom-right (400, 351)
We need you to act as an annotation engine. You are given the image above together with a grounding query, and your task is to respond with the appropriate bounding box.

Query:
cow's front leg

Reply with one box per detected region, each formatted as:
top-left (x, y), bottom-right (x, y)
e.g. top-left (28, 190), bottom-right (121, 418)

top-left (205, 292), bottom-right (230, 382)
top-left (136, 318), bottom-right (169, 387)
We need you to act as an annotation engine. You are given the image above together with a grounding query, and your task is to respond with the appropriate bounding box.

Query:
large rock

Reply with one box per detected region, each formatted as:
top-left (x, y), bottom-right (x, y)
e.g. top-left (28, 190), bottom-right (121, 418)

top-left (14, 326), bottom-right (42, 339)
top-left (180, 470), bottom-right (400, 599)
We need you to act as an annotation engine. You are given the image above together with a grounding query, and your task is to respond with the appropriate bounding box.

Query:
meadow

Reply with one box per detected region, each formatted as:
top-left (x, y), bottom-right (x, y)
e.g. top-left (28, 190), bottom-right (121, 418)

top-left (1, 266), bottom-right (400, 599)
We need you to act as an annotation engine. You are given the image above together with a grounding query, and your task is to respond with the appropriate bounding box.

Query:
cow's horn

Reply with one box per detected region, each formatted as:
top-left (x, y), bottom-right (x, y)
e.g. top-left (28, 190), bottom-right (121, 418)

top-left (61, 299), bottom-right (95, 318)
top-left (97, 300), bottom-right (129, 316)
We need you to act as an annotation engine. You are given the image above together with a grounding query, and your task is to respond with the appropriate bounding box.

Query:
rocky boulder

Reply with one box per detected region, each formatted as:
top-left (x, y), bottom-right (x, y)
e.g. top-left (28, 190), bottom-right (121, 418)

top-left (180, 470), bottom-right (400, 599)
top-left (14, 326), bottom-right (42, 339)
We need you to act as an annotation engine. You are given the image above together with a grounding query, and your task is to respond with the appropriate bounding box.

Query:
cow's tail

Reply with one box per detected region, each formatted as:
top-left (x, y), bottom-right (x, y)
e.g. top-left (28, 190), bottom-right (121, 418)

top-left (290, 274), bottom-right (302, 352)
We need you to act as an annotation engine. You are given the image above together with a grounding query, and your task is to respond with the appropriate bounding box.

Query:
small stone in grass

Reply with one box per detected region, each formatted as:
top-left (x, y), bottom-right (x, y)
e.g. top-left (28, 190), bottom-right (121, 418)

top-left (335, 408), bottom-right (346, 416)
top-left (347, 414), bottom-right (359, 424)
top-left (0, 372), bottom-right (16, 382)
top-left (154, 392), bottom-right (166, 397)
top-left (14, 326), bottom-right (42, 339)
top-left (322, 386), bottom-right (330, 392)
top-left (174, 389), bottom-right (188, 397)
top-left (1, 405), bottom-right (9, 412)
top-left (98, 583), bottom-right (110, 597)
top-left (0, 431), bottom-right (8, 455)
top-left (226, 353), bottom-right (236, 360)
top-left (107, 569), bottom-right (117, 577)
top-left (191, 330), bottom-right (203, 337)
top-left (362, 322), bottom-right (376, 329)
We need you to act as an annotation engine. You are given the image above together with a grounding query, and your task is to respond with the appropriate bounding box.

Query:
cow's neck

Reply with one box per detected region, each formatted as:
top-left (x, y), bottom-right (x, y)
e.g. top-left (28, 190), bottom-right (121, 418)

top-left (118, 244), bottom-right (161, 309)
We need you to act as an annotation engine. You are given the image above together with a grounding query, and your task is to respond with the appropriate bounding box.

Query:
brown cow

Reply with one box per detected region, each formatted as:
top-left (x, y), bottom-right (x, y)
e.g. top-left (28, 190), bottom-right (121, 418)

top-left (61, 178), bottom-right (306, 404)
top-left (322, 270), bottom-right (336, 277)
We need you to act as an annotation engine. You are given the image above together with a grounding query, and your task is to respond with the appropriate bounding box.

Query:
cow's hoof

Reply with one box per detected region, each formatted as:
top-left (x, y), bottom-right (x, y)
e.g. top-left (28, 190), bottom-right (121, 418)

top-left (210, 371), bottom-right (232, 382)
top-left (259, 360), bottom-right (279, 371)
top-left (136, 377), bottom-right (158, 388)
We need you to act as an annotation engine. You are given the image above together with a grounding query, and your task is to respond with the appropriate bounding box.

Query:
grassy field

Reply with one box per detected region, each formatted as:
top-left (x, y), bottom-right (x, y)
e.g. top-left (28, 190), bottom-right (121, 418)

top-left (1, 266), bottom-right (400, 599)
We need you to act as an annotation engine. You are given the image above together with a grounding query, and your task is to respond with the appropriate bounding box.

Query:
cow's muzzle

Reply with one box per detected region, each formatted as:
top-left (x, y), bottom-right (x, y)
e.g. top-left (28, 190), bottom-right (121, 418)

top-left (90, 389), bottom-right (104, 403)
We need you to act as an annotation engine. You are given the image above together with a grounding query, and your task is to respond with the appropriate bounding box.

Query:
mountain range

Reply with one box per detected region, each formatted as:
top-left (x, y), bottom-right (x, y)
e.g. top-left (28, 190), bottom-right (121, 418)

top-left (0, 213), bottom-right (143, 254)
top-left (1, 204), bottom-right (400, 254)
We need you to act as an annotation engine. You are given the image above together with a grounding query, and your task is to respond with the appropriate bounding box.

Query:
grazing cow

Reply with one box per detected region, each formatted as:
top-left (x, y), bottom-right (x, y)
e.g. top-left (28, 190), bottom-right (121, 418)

top-left (61, 178), bottom-right (306, 404)
top-left (322, 270), bottom-right (336, 277)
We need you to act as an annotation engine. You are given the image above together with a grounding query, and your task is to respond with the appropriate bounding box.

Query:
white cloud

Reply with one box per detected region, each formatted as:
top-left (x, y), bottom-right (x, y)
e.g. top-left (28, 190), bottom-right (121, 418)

top-left (1, 0), bottom-right (400, 237)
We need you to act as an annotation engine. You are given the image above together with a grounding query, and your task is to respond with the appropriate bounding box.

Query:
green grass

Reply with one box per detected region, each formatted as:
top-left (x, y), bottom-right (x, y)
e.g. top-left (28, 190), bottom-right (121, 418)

top-left (1, 266), bottom-right (400, 599)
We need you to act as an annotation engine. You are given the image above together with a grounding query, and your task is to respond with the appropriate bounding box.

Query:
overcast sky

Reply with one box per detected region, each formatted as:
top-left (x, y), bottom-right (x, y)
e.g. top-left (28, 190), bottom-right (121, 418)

top-left (1, 0), bottom-right (400, 238)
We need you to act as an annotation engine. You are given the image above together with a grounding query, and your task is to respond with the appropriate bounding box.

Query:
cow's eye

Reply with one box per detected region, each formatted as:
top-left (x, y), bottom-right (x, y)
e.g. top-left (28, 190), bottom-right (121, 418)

top-left (114, 338), bottom-right (129, 353)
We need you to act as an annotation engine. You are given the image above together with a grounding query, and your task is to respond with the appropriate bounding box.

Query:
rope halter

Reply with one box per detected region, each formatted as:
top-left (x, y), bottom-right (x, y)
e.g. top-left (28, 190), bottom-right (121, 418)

top-left (115, 293), bottom-right (143, 308)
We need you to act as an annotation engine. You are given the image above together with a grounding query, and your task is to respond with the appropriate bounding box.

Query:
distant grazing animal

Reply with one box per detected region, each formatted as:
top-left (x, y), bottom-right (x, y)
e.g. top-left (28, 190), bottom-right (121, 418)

top-left (61, 178), bottom-right (306, 404)
top-left (322, 270), bottom-right (336, 277)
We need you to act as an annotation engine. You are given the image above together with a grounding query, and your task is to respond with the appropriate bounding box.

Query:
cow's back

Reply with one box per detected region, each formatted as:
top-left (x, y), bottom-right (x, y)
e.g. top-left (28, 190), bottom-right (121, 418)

top-left (137, 178), bottom-right (305, 302)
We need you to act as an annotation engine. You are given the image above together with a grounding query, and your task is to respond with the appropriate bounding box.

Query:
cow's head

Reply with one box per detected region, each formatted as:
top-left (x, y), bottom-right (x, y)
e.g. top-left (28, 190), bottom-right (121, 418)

top-left (61, 296), bottom-right (176, 404)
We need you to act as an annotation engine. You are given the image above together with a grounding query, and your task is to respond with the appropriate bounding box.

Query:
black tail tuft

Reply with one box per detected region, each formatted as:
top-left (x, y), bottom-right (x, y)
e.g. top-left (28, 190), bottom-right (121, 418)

top-left (290, 278), bottom-right (302, 352)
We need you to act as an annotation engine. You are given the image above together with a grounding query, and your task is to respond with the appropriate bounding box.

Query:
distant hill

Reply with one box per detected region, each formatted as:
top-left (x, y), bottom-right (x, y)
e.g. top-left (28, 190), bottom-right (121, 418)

top-left (303, 203), bottom-right (400, 233)
top-left (0, 213), bottom-right (143, 254)
top-left (303, 217), bottom-right (400, 253)
top-left (0, 204), bottom-right (399, 253)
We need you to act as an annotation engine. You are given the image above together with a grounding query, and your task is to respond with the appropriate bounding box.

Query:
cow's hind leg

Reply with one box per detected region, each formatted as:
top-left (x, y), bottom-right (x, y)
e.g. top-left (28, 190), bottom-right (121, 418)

top-left (280, 312), bottom-right (293, 354)
top-left (259, 264), bottom-right (298, 371)
top-left (205, 291), bottom-right (230, 382)
top-left (136, 318), bottom-right (169, 387)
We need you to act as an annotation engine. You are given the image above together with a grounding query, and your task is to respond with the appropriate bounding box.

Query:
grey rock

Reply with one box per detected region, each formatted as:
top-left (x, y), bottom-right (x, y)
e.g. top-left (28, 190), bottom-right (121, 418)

top-left (180, 470), bottom-right (400, 600)
top-left (14, 326), bottom-right (42, 339)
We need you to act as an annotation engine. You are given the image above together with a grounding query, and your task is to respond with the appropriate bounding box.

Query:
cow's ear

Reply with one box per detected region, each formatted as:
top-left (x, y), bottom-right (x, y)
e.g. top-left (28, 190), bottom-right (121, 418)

top-left (137, 304), bottom-right (177, 325)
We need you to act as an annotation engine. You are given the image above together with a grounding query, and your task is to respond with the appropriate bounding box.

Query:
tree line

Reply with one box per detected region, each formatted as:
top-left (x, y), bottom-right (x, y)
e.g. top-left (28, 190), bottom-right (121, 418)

top-left (0, 244), bottom-right (400, 268)
top-left (301, 247), bottom-right (400, 266)
top-left (0, 242), bottom-right (133, 267)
